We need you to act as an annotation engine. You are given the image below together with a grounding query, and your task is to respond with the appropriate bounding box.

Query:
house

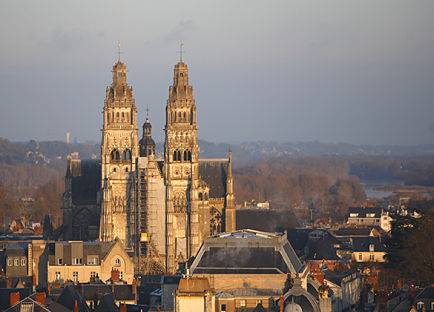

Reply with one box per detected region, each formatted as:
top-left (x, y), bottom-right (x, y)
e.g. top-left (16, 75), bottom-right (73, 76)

top-left (174, 277), bottom-right (215, 312)
top-left (323, 270), bottom-right (362, 312)
top-left (414, 286), bottom-right (434, 312)
top-left (40, 238), bottom-right (134, 286)
top-left (351, 237), bottom-right (386, 263)
top-left (347, 207), bottom-right (391, 232)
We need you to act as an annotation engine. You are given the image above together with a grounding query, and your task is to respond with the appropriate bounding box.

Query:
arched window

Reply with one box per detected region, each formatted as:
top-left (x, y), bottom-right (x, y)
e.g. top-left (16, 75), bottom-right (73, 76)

top-left (183, 112), bottom-right (186, 120)
top-left (122, 112), bottom-right (125, 119)
top-left (183, 150), bottom-right (187, 161)
top-left (125, 167), bottom-right (129, 172)
top-left (112, 112), bottom-right (114, 121)
top-left (177, 150), bottom-right (181, 162)
top-left (188, 151), bottom-right (192, 161)
top-left (111, 149), bottom-right (120, 161)
top-left (116, 112), bottom-right (120, 121)
top-left (122, 149), bottom-right (131, 160)
top-left (173, 151), bottom-right (177, 161)
top-left (107, 112), bottom-right (110, 123)
top-left (204, 193), bottom-right (208, 200)
top-left (178, 112), bottom-right (182, 119)
top-left (199, 193), bottom-right (203, 201)
top-left (174, 112), bottom-right (177, 122)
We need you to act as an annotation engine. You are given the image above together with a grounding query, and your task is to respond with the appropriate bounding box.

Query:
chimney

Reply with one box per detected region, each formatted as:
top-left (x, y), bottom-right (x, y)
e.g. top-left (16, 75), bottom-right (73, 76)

top-left (120, 302), bottom-right (127, 312)
top-left (74, 300), bottom-right (79, 312)
top-left (36, 292), bottom-right (46, 306)
top-left (132, 279), bottom-right (137, 304)
top-left (10, 292), bottom-right (20, 306)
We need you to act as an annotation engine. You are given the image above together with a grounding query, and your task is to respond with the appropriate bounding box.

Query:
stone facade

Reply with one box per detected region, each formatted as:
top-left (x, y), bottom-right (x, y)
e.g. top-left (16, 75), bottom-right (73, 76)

top-left (63, 58), bottom-right (236, 274)
top-left (99, 61), bottom-right (139, 245)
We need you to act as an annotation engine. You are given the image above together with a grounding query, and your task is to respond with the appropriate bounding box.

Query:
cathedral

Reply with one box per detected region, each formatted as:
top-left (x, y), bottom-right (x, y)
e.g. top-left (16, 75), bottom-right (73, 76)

top-left (62, 56), bottom-right (236, 273)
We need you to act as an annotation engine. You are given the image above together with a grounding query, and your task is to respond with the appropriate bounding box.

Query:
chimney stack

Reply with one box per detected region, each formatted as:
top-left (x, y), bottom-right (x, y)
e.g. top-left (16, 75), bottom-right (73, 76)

top-left (36, 292), bottom-right (46, 306)
top-left (10, 292), bottom-right (20, 307)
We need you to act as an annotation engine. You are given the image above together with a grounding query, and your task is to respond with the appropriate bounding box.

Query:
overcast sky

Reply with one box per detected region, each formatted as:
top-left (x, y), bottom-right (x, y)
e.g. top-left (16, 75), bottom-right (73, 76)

top-left (1, 0), bottom-right (434, 145)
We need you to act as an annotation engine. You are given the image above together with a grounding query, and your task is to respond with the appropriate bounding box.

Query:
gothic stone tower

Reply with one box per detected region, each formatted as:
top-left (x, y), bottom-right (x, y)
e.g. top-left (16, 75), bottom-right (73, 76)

top-left (164, 61), bottom-right (200, 271)
top-left (100, 60), bottom-right (139, 246)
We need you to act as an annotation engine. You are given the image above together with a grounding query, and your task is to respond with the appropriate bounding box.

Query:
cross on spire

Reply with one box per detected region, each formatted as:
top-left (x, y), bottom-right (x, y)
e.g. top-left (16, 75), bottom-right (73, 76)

top-left (117, 42), bottom-right (123, 61)
top-left (145, 105), bottom-right (150, 119)
top-left (177, 41), bottom-right (185, 62)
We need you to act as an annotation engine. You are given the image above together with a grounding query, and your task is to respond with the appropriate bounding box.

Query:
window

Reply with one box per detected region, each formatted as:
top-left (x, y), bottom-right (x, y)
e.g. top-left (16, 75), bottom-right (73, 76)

top-left (256, 300), bottom-right (263, 305)
top-left (358, 253), bottom-right (363, 261)
top-left (240, 300), bottom-right (246, 307)
top-left (370, 253), bottom-right (375, 261)
top-left (221, 304), bottom-right (226, 312)
top-left (369, 244), bottom-right (375, 252)
top-left (120, 272), bottom-right (123, 280)
top-left (55, 272), bottom-right (61, 280)
top-left (21, 258), bottom-right (26, 266)
top-left (87, 256), bottom-right (99, 265)
top-left (73, 258), bottom-right (82, 265)
top-left (14, 258), bottom-right (19, 266)
top-left (73, 271), bottom-right (78, 282)
top-left (7, 258), bottom-right (13, 266)
top-left (58, 258), bottom-right (63, 265)
top-left (417, 302), bottom-right (424, 310)
top-left (90, 272), bottom-right (96, 278)
top-left (114, 258), bottom-right (121, 266)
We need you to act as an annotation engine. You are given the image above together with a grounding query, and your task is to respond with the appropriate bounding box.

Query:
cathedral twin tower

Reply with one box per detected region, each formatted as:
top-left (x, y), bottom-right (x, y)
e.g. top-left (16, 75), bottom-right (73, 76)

top-left (63, 56), bottom-right (235, 273)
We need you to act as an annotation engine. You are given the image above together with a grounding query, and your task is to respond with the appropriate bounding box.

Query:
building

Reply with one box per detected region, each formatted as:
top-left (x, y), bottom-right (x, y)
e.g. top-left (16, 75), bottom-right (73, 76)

top-left (174, 277), bottom-right (215, 312)
top-left (188, 229), bottom-right (329, 312)
top-left (39, 239), bottom-right (134, 286)
top-left (347, 207), bottom-right (391, 232)
top-left (63, 56), bottom-right (236, 274)
top-left (350, 236), bottom-right (386, 263)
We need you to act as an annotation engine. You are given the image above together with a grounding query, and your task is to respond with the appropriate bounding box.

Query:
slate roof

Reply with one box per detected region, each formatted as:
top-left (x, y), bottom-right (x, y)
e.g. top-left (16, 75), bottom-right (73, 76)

top-left (47, 240), bottom-right (116, 266)
top-left (199, 159), bottom-right (228, 198)
top-left (95, 293), bottom-right (119, 312)
top-left (0, 288), bottom-right (31, 311)
top-left (67, 159), bottom-right (100, 205)
top-left (348, 207), bottom-right (382, 218)
top-left (351, 236), bottom-right (386, 252)
top-left (56, 284), bottom-right (90, 312)
top-left (323, 269), bottom-right (358, 287)
top-left (236, 209), bottom-right (298, 233)
top-left (306, 235), bottom-right (340, 261)
top-left (334, 228), bottom-right (372, 237)
top-left (190, 229), bottom-right (302, 274)
top-left (415, 286), bottom-right (434, 300)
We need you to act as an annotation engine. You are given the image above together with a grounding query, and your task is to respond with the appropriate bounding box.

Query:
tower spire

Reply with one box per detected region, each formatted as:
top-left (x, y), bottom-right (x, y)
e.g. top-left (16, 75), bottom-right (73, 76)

top-left (117, 42), bottom-right (123, 62)
top-left (177, 41), bottom-right (185, 62)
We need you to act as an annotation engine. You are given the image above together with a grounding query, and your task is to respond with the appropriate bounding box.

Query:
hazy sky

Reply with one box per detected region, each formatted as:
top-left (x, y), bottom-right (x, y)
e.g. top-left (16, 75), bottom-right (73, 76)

top-left (1, 0), bottom-right (434, 145)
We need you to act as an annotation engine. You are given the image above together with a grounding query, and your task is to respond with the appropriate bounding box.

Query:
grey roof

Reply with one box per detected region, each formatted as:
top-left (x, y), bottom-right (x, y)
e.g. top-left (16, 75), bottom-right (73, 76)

top-left (190, 229), bottom-right (302, 275)
top-left (199, 159), bottom-right (228, 198)
top-left (95, 293), bottom-right (119, 312)
top-left (47, 241), bottom-right (115, 266)
top-left (348, 207), bottom-right (382, 218)
top-left (416, 286), bottom-right (434, 300)
top-left (236, 209), bottom-right (298, 233)
top-left (67, 160), bottom-right (100, 205)
top-left (323, 269), bottom-right (358, 286)
top-left (351, 236), bottom-right (386, 252)
top-left (333, 228), bottom-right (372, 237)
top-left (57, 284), bottom-right (90, 312)
top-left (306, 235), bottom-right (340, 261)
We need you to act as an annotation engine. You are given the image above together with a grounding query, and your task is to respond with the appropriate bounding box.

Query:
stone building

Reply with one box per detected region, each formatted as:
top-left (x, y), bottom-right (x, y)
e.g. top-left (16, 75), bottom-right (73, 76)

top-left (63, 57), bottom-right (236, 274)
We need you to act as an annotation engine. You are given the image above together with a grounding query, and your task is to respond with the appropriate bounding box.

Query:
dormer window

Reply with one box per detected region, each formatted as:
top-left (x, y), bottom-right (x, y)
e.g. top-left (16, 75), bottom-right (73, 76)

top-left (369, 244), bottom-right (375, 252)
top-left (114, 258), bottom-right (121, 266)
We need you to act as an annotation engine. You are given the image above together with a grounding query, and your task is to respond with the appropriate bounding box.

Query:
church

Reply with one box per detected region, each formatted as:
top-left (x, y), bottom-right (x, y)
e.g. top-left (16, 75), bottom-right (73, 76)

top-left (62, 56), bottom-right (236, 274)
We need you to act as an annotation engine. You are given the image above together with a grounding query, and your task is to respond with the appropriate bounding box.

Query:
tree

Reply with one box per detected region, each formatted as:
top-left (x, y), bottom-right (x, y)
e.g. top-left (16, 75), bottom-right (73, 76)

top-left (382, 199), bottom-right (434, 286)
